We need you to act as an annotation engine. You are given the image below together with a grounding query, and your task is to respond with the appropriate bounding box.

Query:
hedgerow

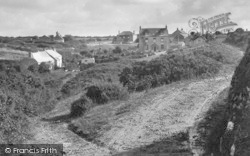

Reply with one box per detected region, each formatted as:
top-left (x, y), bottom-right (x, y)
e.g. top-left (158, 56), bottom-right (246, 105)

top-left (119, 51), bottom-right (221, 92)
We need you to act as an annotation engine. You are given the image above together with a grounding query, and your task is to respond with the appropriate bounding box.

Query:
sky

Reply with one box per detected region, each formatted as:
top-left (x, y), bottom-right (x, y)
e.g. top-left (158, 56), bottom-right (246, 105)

top-left (0, 0), bottom-right (249, 37)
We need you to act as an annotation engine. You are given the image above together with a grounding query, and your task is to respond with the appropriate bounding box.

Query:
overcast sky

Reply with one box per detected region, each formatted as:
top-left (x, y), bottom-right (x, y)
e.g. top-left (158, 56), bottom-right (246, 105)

top-left (0, 0), bottom-right (249, 36)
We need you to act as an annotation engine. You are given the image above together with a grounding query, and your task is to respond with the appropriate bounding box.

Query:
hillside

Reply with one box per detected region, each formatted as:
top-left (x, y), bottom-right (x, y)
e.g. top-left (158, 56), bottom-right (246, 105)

top-left (22, 42), bottom-right (242, 155)
top-left (0, 41), bottom-right (243, 155)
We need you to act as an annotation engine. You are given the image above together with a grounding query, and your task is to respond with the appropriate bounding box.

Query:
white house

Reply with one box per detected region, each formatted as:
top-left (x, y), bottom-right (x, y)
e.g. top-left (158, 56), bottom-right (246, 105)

top-left (45, 49), bottom-right (63, 68)
top-left (30, 51), bottom-right (55, 70)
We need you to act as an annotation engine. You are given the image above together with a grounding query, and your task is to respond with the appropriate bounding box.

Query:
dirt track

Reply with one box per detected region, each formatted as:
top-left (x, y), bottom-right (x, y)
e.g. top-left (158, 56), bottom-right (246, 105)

top-left (100, 76), bottom-right (231, 154)
top-left (27, 76), bottom-right (232, 156)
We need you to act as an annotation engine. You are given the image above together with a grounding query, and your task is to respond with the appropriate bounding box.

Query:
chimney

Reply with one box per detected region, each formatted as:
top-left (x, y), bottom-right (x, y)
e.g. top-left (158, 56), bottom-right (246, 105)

top-left (133, 30), bottom-right (135, 34)
top-left (118, 31), bottom-right (120, 34)
top-left (139, 26), bottom-right (142, 31)
top-left (165, 25), bottom-right (169, 34)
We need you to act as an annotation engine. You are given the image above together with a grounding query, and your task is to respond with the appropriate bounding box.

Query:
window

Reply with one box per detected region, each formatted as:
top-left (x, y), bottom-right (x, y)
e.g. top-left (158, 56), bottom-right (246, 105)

top-left (161, 44), bottom-right (164, 50)
top-left (146, 44), bottom-right (149, 50)
top-left (153, 38), bottom-right (156, 43)
top-left (145, 38), bottom-right (148, 43)
top-left (161, 38), bottom-right (164, 42)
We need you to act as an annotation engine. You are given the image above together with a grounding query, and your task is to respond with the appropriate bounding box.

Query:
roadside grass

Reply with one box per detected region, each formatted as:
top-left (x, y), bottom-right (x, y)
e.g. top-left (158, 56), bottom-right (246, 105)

top-left (195, 87), bottom-right (229, 155)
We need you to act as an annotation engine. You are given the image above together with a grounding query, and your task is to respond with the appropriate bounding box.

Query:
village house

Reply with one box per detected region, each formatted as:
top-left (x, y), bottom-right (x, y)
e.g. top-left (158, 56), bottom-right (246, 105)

top-left (139, 25), bottom-right (170, 52)
top-left (112, 31), bottom-right (134, 44)
top-left (170, 28), bottom-right (188, 46)
top-left (30, 49), bottom-right (63, 69)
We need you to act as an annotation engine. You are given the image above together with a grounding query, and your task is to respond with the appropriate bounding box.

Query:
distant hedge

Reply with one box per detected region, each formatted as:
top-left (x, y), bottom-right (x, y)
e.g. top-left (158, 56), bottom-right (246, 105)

top-left (119, 51), bottom-right (221, 92)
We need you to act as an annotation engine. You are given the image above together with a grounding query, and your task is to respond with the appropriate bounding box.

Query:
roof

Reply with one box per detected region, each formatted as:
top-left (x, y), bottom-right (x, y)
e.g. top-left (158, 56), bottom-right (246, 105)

top-left (45, 50), bottom-right (62, 59)
top-left (140, 27), bottom-right (168, 36)
top-left (118, 31), bottom-right (133, 36)
top-left (170, 28), bottom-right (188, 38)
top-left (31, 51), bottom-right (54, 63)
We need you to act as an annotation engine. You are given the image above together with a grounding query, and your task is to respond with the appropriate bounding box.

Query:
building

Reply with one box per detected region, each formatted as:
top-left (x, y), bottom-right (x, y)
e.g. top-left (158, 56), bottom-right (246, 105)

top-left (54, 31), bottom-right (64, 43)
top-left (170, 28), bottom-right (188, 45)
top-left (80, 57), bottom-right (95, 64)
top-left (139, 25), bottom-right (169, 52)
top-left (38, 35), bottom-right (51, 42)
top-left (45, 49), bottom-right (63, 68)
top-left (113, 31), bottom-right (134, 44)
top-left (30, 51), bottom-right (55, 70)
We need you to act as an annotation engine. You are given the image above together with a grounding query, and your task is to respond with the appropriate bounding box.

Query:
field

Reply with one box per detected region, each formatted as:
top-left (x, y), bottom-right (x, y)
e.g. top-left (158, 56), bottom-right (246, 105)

top-left (0, 47), bottom-right (29, 60)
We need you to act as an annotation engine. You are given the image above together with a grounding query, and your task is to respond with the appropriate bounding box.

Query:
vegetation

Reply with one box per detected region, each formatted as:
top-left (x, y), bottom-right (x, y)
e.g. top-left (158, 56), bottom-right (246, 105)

top-left (86, 83), bottom-right (129, 104)
top-left (119, 51), bottom-right (222, 92)
top-left (61, 61), bottom-right (131, 98)
top-left (0, 60), bottom-right (62, 143)
top-left (38, 62), bottom-right (51, 73)
top-left (70, 95), bottom-right (92, 118)
top-left (224, 28), bottom-right (249, 50)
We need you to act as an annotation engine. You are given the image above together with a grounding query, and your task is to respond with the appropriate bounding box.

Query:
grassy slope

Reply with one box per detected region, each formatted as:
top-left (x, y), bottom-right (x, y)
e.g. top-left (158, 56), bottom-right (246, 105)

top-left (26, 42), bottom-right (243, 155)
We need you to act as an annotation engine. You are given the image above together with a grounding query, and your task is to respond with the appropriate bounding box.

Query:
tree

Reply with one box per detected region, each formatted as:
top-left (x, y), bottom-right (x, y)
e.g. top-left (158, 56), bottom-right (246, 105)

top-left (38, 62), bottom-right (50, 73)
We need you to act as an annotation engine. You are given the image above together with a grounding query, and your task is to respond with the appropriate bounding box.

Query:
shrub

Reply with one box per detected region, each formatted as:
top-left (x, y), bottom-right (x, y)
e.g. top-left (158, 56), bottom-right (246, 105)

top-left (20, 58), bottom-right (38, 72)
top-left (70, 95), bottom-right (92, 118)
top-left (113, 46), bottom-right (122, 54)
top-left (86, 83), bottom-right (129, 104)
top-left (120, 51), bottom-right (221, 92)
top-left (38, 62), bottom-right (50, 73)
top-left (80, 63), bottom-right (95, 71)
top-left (28, 64), bottom-right (39, 73)
top-left (0, 89), bottom-right (30, 143)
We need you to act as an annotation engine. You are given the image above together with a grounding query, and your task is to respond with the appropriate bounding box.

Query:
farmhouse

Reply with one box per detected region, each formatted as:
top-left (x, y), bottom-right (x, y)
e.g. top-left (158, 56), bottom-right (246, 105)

top-left (45, 49), bottom-right (63, 68)
top-left (30, 49), bottom-right (63, 69)
top-left (139, 25), bottom-right (170, 52)
top-left (170, 28), bottom-right (188, 45)
top-left (30, 51), bottom-right (55, 70)
top-left (113, 31), bottom-right (134, 44)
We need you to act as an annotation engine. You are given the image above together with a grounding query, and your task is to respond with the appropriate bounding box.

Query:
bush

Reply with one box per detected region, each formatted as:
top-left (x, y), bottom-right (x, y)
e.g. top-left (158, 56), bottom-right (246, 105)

top-left (70, 95), bottom-right (92, 118)
top-left (20, 58), bottom-right (38, 72)
top-left (120, 51), bottom-right (221, 92)
top-left (28, 64), bottom-right (39, 73)
top-left (80, 63), bottom-right (95, 71)
top-left (38, 62), bottom-right (50, 73)
top-left (113, 46), bottom-right (122, 54)
top-left (86, 83), bottom-right (129, 104)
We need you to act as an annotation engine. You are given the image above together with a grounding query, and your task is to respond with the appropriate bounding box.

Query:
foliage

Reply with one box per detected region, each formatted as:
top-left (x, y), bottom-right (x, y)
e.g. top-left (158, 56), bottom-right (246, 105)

top-left (120, 51), bottom-right (221, 92)
top-left (80, 63), bottom-right (95, 71)
top-left (0, 61), bottom-right (60, 143)
top-left (113, 46), bottom-right (122, 54)
top-left (38, 62), bottom-right (50, 73)
top-left (70, 95), bottom-right (92, 118)
top-left (61, 62), bottom-right (131, 98)
top-left (0, 89), bottom-right (30, 143)
top-left (19, 58), bottom-right (38, 72)
top-left (86, 83), bottom-right (129, 104)
top-left (63, 35), bottom-right (74, 42)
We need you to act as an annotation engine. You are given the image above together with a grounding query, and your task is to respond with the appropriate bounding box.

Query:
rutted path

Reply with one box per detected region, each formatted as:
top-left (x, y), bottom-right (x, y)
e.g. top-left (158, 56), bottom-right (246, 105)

top-left (100, 76), bottom-right (231, 154)
top-left (26, 93), bottom-right (112, 156)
